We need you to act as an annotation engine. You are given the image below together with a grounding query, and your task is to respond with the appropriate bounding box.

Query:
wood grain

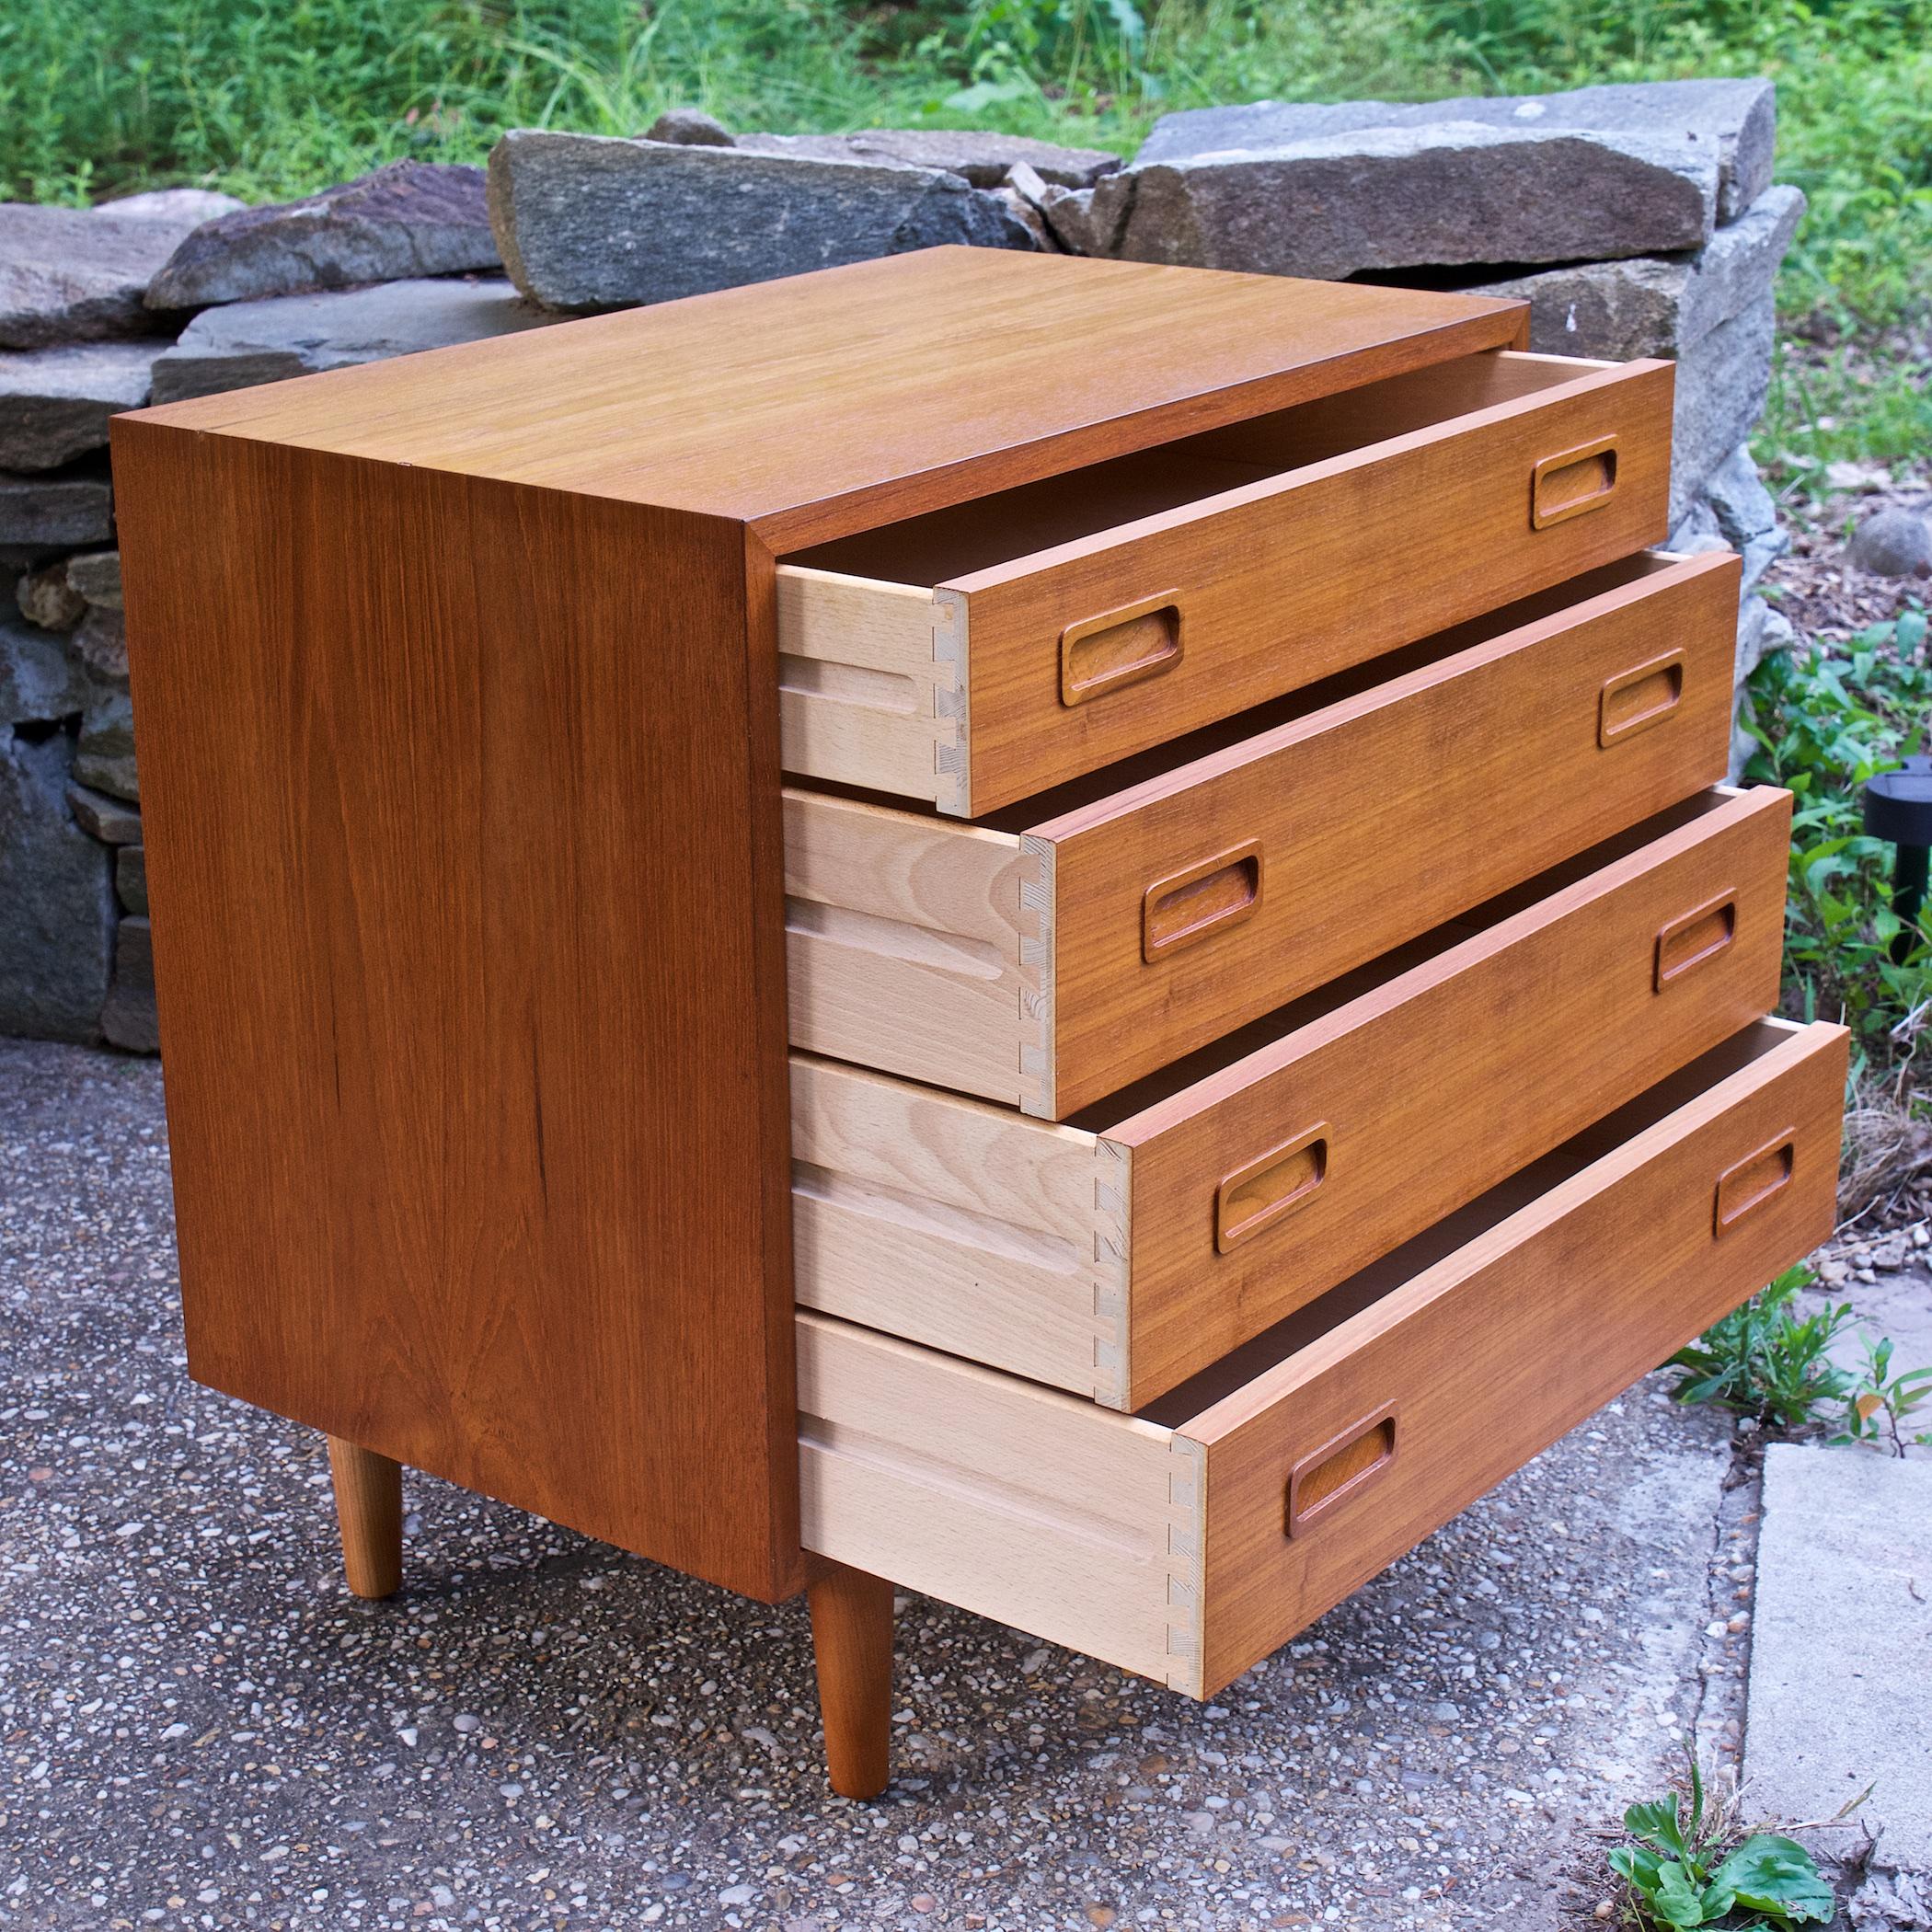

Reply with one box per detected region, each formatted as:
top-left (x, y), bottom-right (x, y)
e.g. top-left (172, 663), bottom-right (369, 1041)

top-left (782, 788), bottom-right (1049, 1111)
top-left (1176, 1018), bottom-right (1847, 1693)
top-left (797, 1311), bottom-right (1201, 1690)
top-left (124, 249), bottom-right (1528, 551)
top-left (799, 1020), bottom-right (1846, 1696)
top-left (789, 1053), bottom-right (1130, 1404)
top-left (1106, 782), bottom-right (1792, 1404)
top-left (781, 786), bottom-right (1791, 1409)
top-left (111, 420), bottom-right (803, 1602)
top-left (796, 351), bottom-right (1673, 814)
top-left (327, 1437), bottom-right (403, 1599)
top-left (807, 1558), bottom-right (896, 1800)
top-left (781, 550), bottom-right (1740, 1115)
top-left (1035, 546), bottom-right (1738, 1112)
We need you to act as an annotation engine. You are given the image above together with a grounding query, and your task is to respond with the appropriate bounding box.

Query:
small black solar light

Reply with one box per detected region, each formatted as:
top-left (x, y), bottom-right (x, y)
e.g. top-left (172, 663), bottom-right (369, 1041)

top-left (1863, 752), bottom-right (1932, 963)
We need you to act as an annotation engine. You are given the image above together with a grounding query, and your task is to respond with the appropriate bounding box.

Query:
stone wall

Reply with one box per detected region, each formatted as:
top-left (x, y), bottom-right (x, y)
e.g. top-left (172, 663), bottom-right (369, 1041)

top-left (0, 79), bottom-right (1801, 1051)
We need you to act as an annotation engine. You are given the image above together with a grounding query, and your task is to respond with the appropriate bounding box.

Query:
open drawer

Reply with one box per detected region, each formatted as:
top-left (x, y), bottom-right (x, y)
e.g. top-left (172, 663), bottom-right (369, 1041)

top-left (786, 548), bottom-right (1740, 1118)
top-left (799, 1018), bottom-right (1846, 1697)
top-left (776, 349), bottom-right (1674, 815)
top-left (792, 785), bottom-right (1793, 1409)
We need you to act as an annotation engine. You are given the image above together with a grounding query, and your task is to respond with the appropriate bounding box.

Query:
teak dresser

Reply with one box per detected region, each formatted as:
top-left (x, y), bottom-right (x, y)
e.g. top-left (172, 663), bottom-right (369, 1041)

top-left (113, 248), bottom-right (1844, 1799)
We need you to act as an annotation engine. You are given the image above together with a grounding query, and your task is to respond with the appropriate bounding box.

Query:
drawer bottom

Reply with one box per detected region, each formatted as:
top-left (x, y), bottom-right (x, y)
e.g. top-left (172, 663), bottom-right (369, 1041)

top-left (799, 1018), bottom-right (1846, 1696)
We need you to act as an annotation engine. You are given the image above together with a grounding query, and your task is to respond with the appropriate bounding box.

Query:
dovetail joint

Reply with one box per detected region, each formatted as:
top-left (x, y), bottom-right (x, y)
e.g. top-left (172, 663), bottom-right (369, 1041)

top-left (1164, 1437), bottom-right (1206, 1696)
top-left (931, 591), bottom-right (969, 814)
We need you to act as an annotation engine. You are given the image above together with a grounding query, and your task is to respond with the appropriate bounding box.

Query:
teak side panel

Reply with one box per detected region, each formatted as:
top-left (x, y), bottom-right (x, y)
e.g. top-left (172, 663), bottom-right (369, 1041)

top-left (957, 359), bottom-right (1673, 812)
top-left (1041, 549), bottom-right (1739, 1112)
top-left (1184, 1021), bottom-right (1848, 1694)
top-left (111, 421), bottom-right (801, 1602)
top-left (1113, 785), bottom-right (1792, 1405)
top-left (130, 249), bottom-right (1529, 548)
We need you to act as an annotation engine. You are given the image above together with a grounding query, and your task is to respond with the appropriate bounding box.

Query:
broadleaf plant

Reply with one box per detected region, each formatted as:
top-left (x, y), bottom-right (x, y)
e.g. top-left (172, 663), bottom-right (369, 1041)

top-left (1609, 1756), bottom-right (1836, 1929)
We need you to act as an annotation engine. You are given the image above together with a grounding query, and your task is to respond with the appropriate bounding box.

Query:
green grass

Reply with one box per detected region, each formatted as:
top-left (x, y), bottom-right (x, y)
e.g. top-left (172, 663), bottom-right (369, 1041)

top-left (1, 0), bottom-right (1926, 476)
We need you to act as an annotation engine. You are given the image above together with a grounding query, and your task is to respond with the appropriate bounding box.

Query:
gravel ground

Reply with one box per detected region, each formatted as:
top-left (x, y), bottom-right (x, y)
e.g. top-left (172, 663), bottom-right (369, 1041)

top-left (2, 1038), bottom-right (1755, 1932)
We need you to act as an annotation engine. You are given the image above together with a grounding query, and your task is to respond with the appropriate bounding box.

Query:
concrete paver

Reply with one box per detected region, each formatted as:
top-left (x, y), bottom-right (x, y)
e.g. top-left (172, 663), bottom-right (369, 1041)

top-left (1746, 1443), bottom-right (1932, 1872)
top-left (1, 1039), bottom-right (1754, 1929)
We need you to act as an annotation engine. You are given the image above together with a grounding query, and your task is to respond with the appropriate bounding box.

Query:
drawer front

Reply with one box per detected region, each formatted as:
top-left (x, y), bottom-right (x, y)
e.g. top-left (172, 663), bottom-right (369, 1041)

top-left (1181, 1019), bottom-right (1846, 1693)
top-left (959, 354), bottom-right (1673, 814)
top-left (789, 788), bottom-right (1792, 1410)
top-left (799, 1021), bottom-right (1847, 1696)
top-left (1117, 783), bottom-right (1792, 1406)
top-left (1041, 548), bottom-right (1739, 1115)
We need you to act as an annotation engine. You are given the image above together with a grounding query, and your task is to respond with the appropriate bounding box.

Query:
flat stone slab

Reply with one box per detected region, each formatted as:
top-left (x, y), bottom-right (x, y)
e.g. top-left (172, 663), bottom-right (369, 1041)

top-left (1748, 1444), bottom-right (1932, 1869)
top-left (487, 130), bottom-right (1035, 313)
top-left (1136, 77), bottom-right (1776, 223)
top-left (1091, 121), bottom-right (1717, 280)
top-left (733, 127), bottom-right (1121, 187)
top-left (0, 201), bottom-right (201, 350)
top-left (146, 161), bottom-right (499, 310)
top-left (148, 277), bottom-right (552, 403)
top-left (1466, 182), bottom-right (1803, 362)
top-left (0, 466), bottom-right (113, 552)
top-left (0, 339), bottom-right (157, 471)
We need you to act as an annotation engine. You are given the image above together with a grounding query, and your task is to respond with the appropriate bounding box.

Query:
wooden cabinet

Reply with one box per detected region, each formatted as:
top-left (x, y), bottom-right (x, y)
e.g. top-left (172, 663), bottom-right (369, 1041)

top-left (114, 247), bottom-right (1836, 1802)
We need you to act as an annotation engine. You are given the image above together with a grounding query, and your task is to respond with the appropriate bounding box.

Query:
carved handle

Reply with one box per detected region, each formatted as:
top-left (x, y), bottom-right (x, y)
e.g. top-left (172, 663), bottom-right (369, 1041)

top-left (1655, 889), bottom-right (1738, 991)
top-left (1285, 1405), bottom-right (1398, 1539)
top-left (1216, 1123), bottom-right (1328, 1254)
top-left (1714, 1130), bottom-right (1797, 1236)
top-left (1599, 649), bottom-right (1685, 748)
top-left (1060, 592), bottom-right (1183, 706)
top-left (1142, 842), bottom-right (1261, 961)
top-left (1532, 435), bottom-right (1619, 529)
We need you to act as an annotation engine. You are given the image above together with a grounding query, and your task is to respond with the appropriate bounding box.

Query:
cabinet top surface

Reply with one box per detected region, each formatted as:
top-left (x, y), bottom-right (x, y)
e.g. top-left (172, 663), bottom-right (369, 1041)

top-left (126, 247), bottom-right (1525, 548)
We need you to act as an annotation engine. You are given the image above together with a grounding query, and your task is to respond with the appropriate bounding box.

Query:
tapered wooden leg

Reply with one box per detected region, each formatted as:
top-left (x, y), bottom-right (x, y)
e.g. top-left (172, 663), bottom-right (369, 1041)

top-left (808, 1559), bottom-right (895, 1799)
top-left (327, 1436), bottom-right (403, 1599)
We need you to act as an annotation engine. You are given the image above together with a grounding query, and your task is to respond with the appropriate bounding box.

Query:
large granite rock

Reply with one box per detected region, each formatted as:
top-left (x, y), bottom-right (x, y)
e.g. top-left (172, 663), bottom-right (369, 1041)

top-left (0, 202), bottom-right (201, 349)
top-left (1087, 122), bottom-right (1717, 280)
top-left (1135, 78), bottom-right (1775, 224)
top-left (731, 128), bottom-right (1120, 188)
top-left (0, 466), bottom-right (113, 551)
top-left (65, 779), bottom-right (140, 843)
top-left (1466, 183), bottom-right (1804, 361)
top-left (146, 161), bottom-right (500, 310)
top-left (1669, 293), bottom-right (1775, 526)
top-left (0, 339), bottom-right (157, 470)
top-left (0, 725), bottom-right (114, 1041)
top-left (487, 131), bottom-right (1036, 313)
top-left (149, 276), bottom-right (550, 403)
top-left (1, 615), bottom-right (85, 722)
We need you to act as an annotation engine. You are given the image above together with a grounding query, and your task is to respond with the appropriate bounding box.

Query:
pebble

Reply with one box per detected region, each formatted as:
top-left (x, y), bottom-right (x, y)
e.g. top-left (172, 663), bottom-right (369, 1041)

top-left (1, 1036), bottom-right (1755, 1929)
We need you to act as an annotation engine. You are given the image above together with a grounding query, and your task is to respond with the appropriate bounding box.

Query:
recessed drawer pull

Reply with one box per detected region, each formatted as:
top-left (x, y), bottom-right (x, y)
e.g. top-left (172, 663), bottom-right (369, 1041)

top-left (1216, 1124), bottom-right (1328, 1254)
top-left (1142, 841), bottom-right (1261, 961)
top-left (1285, 1405), bottom-right (1398, 1540)
top-left (1598, 649), bottom-right (1685, 747)
top-left (1532, 434), bottom-right (1620, 529)
top-left (1060, 592), bottom-right (1184, 707)
top-left (1714, 1130), bottom-right (1797, 1235)
top-left (1655, 890), bottom-right (1739, 990)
